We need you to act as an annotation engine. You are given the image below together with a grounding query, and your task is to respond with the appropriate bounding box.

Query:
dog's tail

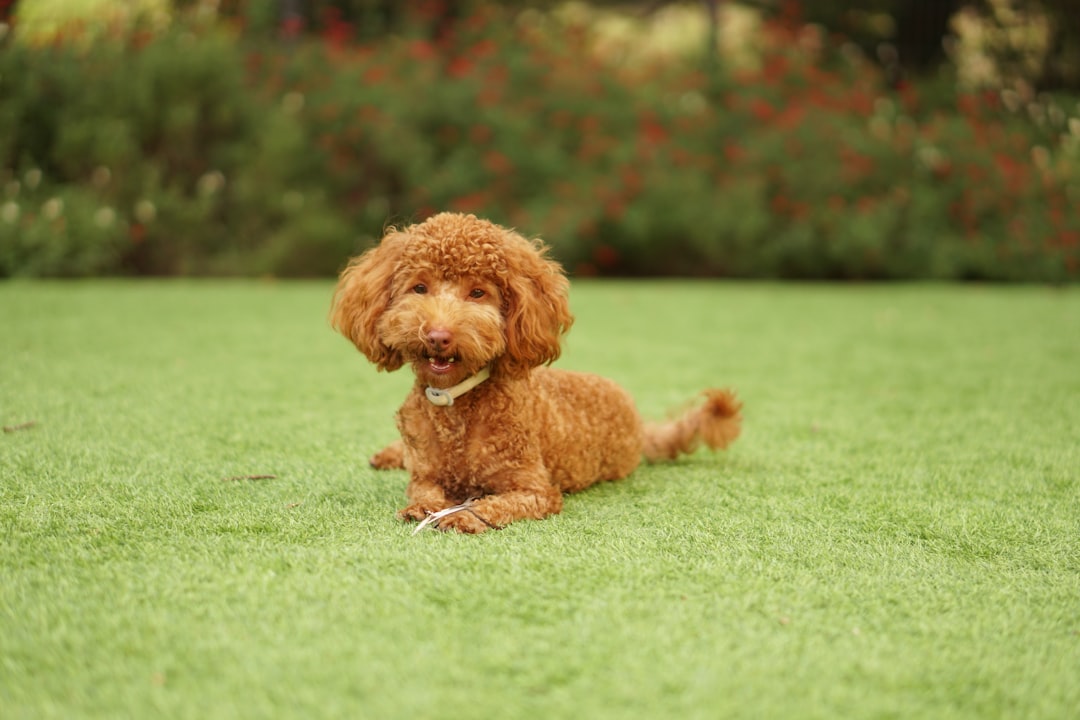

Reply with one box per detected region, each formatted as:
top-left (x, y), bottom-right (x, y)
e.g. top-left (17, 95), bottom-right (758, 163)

top-left (642, 388), bottom-right (742, 463)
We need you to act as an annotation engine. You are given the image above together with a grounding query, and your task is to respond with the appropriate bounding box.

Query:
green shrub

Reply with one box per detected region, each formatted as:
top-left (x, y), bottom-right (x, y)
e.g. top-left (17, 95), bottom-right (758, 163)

top-left (0, 181), bottom-right (128, 277)
top-left (0, 6), bottom-right (1077, 281)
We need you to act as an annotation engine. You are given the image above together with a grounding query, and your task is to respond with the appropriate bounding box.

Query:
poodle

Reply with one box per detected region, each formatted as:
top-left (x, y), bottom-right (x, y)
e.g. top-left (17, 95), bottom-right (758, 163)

top-left (330, 212), bottom-right (741, 533)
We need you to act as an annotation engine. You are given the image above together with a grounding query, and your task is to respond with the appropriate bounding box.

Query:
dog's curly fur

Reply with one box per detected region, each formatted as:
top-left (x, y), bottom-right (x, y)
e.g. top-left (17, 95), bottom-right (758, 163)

top-left (331, 212), bottom-right (741, 533)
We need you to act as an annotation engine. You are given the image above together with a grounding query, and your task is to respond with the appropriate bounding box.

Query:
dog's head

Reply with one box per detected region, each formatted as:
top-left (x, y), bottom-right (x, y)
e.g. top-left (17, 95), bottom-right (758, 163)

top-left (330, 213), bottom-right (573, 386)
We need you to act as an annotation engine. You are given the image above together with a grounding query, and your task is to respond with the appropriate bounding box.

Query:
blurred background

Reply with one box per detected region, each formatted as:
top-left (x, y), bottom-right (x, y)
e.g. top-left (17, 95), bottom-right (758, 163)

top-left (0, 0), bottom-right (1077, 281)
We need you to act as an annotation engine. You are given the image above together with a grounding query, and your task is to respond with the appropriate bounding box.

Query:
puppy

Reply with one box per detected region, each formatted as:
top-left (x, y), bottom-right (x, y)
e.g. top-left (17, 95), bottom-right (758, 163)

top-left (331, 212), bottom-right (741, 533)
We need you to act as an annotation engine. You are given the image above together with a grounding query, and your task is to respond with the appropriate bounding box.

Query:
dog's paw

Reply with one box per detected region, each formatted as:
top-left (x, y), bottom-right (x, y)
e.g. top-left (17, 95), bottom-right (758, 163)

top-left (398, 504), bottom-right (436, 523)
top-left (370, 441), bottom-right (406, 470)
top-left (399, 498), bottom-right (501, 534)
top-left (436, 510), bottom-right (496, 534)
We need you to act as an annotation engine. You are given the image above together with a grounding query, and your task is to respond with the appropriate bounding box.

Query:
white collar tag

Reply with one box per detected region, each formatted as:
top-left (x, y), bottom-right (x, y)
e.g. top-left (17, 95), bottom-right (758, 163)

top-left (424, 366), bottom-right (491, 407)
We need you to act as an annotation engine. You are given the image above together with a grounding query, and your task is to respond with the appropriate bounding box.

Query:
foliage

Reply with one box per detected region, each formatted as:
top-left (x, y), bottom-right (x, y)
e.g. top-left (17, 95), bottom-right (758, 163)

top-left (783, 0), bottom-right (1080, 92)
top-left (0, 4), bottom-right (1078, 280)
top-left (11, 0), bottom-right (171, 45)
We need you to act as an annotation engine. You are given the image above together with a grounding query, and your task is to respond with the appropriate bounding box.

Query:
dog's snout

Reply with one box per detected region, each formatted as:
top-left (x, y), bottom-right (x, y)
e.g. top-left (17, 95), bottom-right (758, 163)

top-left (426, 328), bottom-right (453, 351)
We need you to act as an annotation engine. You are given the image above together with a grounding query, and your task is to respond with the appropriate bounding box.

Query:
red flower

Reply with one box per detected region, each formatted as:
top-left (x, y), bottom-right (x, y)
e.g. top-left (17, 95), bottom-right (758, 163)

top-left (619, 166), bottom-right (643, 194)
top-left (447, 56), bottom-right (473, 78)
top-left (840, 147), bottom-right (875, 182)
top-left (469, 124), bottom-right (492, 144)
top-left (280, 14), bottom-right (304, 39)
top-left (413, 0), bottom-right (448, 23)
top-left (438, 125), bottom-right (460, 144)
top-left (451, 192), bottom-right (488, 212)
top-left (409, 40), bottom-right (437, 61)
top-left (321, 7), bottom-right (352, 49)
top-left (579, 115), bottom-right (602, 134)
top-left (775, 104), bottom-right (806, 130)
top-left (483, 151), bottom-right (513, 174)
top-left (993, 153), bottom-right (1027, 193)
top-left (638, 114), bottom-right (668, 145)
top-left (779, 0), bottom-right (802, 27)
top-left (748, 99), bottom-right (775, 122)
top-left (593, 245), bottom-right (619, 268)
top-left (470, 39), bottom-right (497, 59)
top-left (363, 66), bottom-right (388, 84)
top-left (604, 197), bottom-right (626, 220)
top-left (957, 94), bottom-right (974, 116)
top-left (761, 55), bottom-right (790, 84)
top-left (550, 111), bottom-right (572, 129)
top-left (898, 82), bottom-right (920, 114)
top-left (575, 262), bottom-right (598, 277)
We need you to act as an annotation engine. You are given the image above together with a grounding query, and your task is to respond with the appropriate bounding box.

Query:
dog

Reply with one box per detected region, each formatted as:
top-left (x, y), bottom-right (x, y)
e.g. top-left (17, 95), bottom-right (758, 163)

top-left (331, 212), bottom-right (741, 533)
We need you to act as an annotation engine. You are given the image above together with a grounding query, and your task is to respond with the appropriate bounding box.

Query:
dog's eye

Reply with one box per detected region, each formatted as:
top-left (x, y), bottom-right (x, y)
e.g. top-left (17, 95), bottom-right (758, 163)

top-left (469, 288), bottom-right (486, 299)
top-left (412, 284), bottom-right (427, 294)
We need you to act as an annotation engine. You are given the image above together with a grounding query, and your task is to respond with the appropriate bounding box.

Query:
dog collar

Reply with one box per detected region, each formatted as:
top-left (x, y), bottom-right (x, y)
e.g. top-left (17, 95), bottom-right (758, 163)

top-left (424, 366), bottom-right (491, 407)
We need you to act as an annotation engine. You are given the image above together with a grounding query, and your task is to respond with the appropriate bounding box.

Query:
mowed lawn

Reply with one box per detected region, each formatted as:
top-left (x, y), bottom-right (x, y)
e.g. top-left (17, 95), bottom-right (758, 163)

top-left (1, 280), bottom-right (1077, 719)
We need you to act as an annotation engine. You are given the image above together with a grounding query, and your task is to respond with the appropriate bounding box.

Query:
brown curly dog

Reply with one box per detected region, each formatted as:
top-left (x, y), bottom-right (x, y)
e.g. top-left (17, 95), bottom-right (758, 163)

top-left (331, 212), bottom-right (741, 533)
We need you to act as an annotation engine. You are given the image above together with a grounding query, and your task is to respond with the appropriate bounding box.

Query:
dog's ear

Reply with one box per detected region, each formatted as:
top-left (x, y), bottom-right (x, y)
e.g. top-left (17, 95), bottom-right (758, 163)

top-left (329, 231), bottom-right (407, 371)
top-left (498, 233), bottom-right (574, 378)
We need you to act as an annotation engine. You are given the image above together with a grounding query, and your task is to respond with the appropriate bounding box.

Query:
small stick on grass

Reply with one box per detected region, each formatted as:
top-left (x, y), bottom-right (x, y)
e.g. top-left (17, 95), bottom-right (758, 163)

top-left (3, 421), bottom-right (38, 434)
top-left (221, 474), bottom-right (277, 482)
top-left (411, 499), bottom-right (479, 536)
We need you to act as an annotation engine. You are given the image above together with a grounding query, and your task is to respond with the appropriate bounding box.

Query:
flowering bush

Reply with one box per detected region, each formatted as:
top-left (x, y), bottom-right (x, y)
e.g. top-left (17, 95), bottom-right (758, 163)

top-left (0, 183), bottom-right (129, 277)
top-left (0, 4), bottom-right (1077, 280)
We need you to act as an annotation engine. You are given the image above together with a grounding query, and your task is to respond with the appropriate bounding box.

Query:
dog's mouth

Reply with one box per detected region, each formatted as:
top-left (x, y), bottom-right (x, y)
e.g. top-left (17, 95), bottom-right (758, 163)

top-left (423, 353), bottom-right (460, 376)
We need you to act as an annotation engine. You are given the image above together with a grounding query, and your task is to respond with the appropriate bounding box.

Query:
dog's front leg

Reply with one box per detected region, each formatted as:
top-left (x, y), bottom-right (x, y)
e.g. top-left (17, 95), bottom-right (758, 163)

top-left (437, 483), bottom-right (564, 534)
top-left (370, 439), bottom-right (406, 470)
top-left (398, 476), bottom-right (452, 522)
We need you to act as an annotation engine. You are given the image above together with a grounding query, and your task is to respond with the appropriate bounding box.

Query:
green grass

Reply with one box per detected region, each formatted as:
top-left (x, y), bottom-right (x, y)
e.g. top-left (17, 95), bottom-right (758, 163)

top-left (1, 280), bottom-right (1078, 719)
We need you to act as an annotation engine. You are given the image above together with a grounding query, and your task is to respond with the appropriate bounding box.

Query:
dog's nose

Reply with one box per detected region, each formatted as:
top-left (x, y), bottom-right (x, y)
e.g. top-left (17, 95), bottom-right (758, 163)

top-left (426, 328), bottom-right (453, 351)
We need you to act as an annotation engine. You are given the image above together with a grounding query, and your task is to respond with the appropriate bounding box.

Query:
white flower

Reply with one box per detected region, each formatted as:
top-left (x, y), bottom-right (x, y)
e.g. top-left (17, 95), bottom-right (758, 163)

top-left (25, 169), bottom-right (42, 190)
top-left (42, 197), bottom-right (64, 220)
top-left (679, 91), bottom-right (706, 115)
top-left (1000, 89), bottom-right (1022, 113)
top-left (1031, 146), bottom-right (1051, 171)
top-left (134, 199), bottom-right (157, 223)
top-left (94, 207), bottom-right (116, 228)
top-left (92, 166), bottom-right (112, 188)
top-left (868, 116), bottom-right (891, 141)
top-left (1047, 104), bottom-right (1066, 128)
top-left (197, 171), bottom-right (226, 196)
top-left (1027, 103), bottom-right (1045, 126)
top-left (917, 145), bottom-right (947, 172)
top-left (1, 201), bottom-right (18, 224)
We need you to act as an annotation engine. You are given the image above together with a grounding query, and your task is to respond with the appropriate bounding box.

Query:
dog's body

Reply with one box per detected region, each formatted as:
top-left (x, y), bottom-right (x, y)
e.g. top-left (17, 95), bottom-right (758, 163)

top-left (331, 212), bottom-right (740, 533)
